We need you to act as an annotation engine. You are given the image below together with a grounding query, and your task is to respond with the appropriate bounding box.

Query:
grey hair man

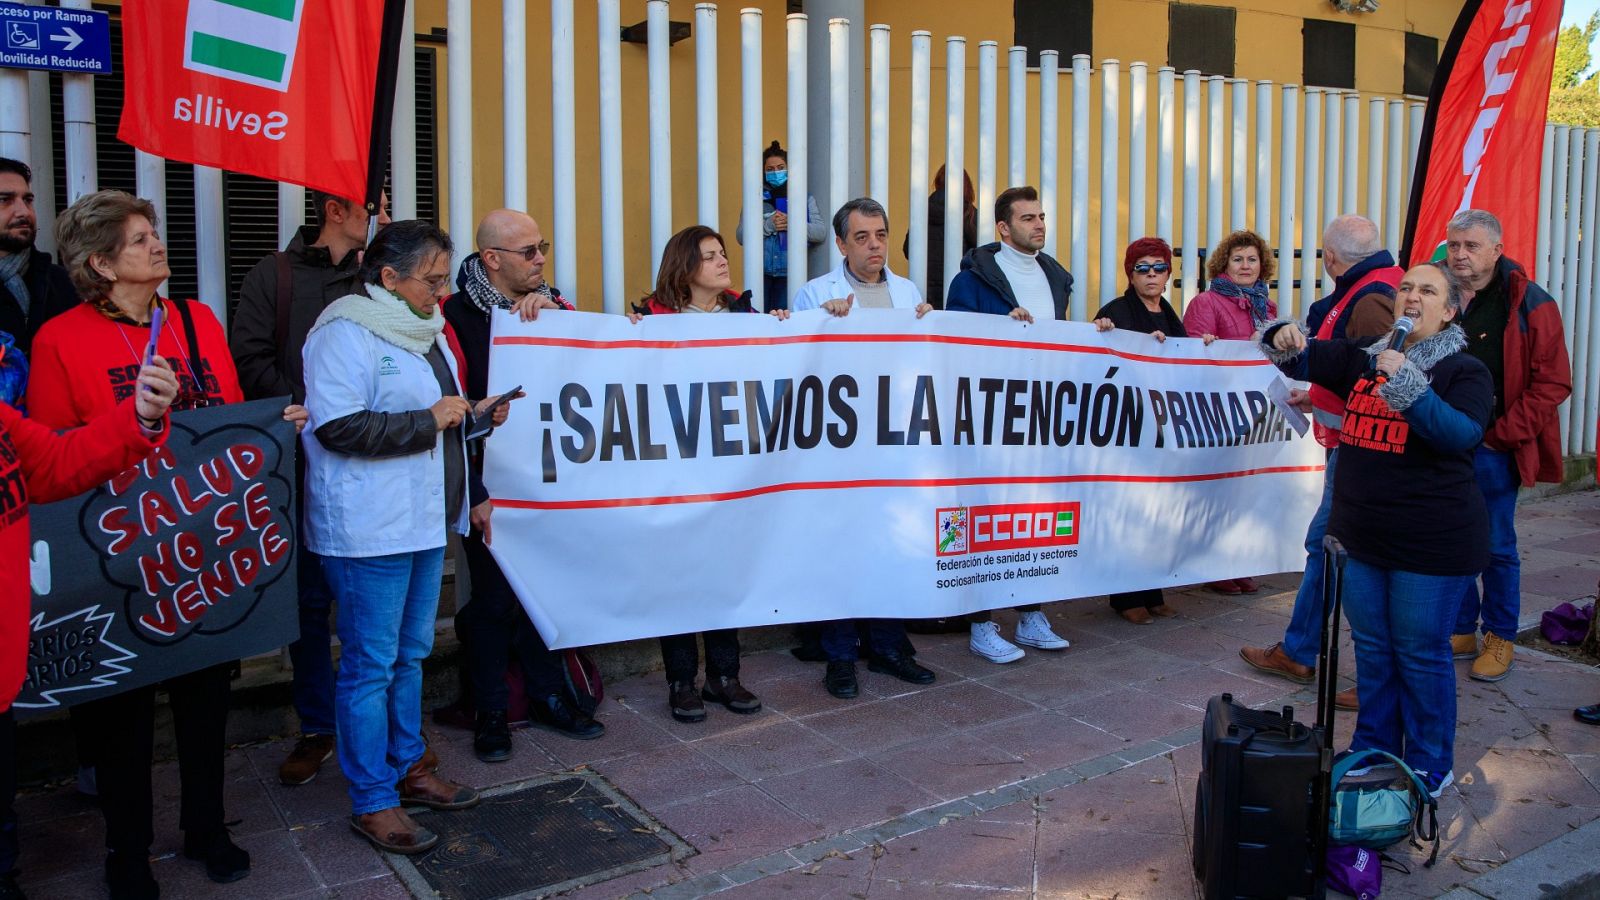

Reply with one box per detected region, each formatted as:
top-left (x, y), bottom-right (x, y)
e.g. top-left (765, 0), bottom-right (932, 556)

top-left (791, 198), bottom-right (929, 314)
top-left (1241, 214), bottom-right (1402, 706)
top-left (1443, 208), bottom-right (1571, 683)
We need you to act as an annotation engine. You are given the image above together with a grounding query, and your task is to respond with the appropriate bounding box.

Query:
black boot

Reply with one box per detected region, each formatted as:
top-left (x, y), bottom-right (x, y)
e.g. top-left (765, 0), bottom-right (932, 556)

top-left (105, 851), bottom-right (159, 900)
top-left (869, 654), bottom-right (936, 685)
top-left (825, 660), bottom-right (859, 699)
top-left (474, 709), bottom-right (513, 762)
top-left (182, 828), bottom-right (250, 884)
top-left (529, 693), bottom-right (605, 740)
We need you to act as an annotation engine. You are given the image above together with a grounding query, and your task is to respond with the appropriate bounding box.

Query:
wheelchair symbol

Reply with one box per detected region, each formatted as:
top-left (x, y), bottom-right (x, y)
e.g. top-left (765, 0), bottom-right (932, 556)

top-left (6, 22), bottom-right (39, 50)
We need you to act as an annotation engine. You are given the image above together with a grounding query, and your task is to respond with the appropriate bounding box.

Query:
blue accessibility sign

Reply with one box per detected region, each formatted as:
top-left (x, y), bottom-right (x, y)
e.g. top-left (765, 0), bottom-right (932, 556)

top-left (0, 1), bottom-right (111, 74)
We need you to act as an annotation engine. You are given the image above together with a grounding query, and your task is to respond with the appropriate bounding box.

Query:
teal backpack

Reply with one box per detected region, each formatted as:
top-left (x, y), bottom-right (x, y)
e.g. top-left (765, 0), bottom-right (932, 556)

top-left (1329, 748), bottom-right (1440, 866)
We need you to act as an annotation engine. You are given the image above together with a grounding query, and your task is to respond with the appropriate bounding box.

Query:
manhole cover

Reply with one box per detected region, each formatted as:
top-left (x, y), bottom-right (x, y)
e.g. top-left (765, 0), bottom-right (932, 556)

top-left (386, 773), bottom-right (692, 899)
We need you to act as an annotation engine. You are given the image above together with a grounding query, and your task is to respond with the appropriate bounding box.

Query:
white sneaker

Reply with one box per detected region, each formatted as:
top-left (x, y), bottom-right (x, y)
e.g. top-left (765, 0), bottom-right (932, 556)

top-left (970, 621), bottom-right (1025, 663)
top-left (1014, 611), bottom-right (1070, 650)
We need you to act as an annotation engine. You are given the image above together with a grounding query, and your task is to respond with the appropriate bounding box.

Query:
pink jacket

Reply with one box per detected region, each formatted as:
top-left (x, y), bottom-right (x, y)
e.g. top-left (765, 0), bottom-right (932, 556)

top-left (1182, 287), bottom-right (1277, 341)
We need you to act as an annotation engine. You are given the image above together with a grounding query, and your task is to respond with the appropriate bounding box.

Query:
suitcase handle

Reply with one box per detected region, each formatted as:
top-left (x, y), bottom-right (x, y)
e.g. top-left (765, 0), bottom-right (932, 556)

top-left (1310, 533), bottom-right (1349, 895)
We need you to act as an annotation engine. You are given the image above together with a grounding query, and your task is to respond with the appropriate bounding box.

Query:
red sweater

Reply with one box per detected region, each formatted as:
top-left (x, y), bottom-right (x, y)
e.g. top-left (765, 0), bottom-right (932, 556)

top-left (0, 400), bottom-right (166, 709)
top-left (27, 299), bottom-right (244, 429)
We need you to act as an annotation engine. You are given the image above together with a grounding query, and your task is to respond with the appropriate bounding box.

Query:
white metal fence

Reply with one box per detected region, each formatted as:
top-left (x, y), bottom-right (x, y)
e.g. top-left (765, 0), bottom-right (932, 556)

top-left (0, 0), bottom-right (1594, 456)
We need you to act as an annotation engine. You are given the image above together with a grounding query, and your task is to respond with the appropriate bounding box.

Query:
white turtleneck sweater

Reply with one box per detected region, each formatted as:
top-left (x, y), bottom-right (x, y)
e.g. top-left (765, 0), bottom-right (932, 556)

top-left (995, 241), bottom-right (1055, 322)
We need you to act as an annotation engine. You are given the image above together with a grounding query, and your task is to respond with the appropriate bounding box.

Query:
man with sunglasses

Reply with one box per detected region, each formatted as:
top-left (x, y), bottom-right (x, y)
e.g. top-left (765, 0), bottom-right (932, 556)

top-left (440, 209), bottom-right (603, 761)
top-left (945, 186), bottom-right (1074, 664)
top-left (230, 189), bottom-right (390, 787)
top-left (1240, 214), bottom-right (1400, 707)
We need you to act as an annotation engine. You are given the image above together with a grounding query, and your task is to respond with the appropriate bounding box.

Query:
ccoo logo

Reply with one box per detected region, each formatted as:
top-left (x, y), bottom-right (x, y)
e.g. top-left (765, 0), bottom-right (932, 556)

top-left (935, 502), bottom-right (1080, 556)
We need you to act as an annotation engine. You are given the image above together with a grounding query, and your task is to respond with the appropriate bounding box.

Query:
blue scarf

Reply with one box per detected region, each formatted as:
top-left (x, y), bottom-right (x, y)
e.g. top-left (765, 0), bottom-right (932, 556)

top-left (1210, 274), bottom-right (1272, 328)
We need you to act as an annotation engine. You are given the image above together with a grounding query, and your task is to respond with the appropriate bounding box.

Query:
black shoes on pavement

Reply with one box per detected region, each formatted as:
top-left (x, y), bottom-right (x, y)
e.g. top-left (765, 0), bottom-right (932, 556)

top-left (826, 654), bottom-right (936, 699)
top-left (474, 710), bottom-right (513, 762)
top-left (530, 693), bottom-right (605, 740)
top-left (869, 654), bottom-right (936, 685)
top-left (476, 694), bottom-right (606, 760)
top-left (182, 828), bottom-right (251, 884)
top-left (105, 851), bottom-right (159, 900)
top-left (825, 660), bottom-right (859, 698)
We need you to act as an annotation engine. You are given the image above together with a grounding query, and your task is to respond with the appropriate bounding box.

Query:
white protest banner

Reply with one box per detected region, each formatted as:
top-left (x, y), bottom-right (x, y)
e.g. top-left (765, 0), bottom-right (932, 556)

top-left (482, 309), bottom-right (1324, 649)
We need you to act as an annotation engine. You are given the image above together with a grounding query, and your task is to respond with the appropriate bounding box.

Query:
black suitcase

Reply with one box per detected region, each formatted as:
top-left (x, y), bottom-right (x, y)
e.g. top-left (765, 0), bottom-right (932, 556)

top-left (1192, 536), bottom-right (1349, 900)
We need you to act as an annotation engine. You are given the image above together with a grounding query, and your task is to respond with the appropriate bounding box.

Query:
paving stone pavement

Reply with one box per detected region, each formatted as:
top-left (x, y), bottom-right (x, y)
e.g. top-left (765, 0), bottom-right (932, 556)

top-left (13, 490), bottom-right (1600, 899)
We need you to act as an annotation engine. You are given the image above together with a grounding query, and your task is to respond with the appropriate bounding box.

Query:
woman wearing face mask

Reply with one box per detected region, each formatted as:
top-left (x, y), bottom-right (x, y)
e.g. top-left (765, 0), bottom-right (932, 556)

top-left (734, 140), bottom-right (825, 312)
top-left (1181, 229), bottom-right (1277, 595)
top-left (1093, 237), bottom-right (1216, 624)
top-left (1259, 262), bottom-right (1492, 800)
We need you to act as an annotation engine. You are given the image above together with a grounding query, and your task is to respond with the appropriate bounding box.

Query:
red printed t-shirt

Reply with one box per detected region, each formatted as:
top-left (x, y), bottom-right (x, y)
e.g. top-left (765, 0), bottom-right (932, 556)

top-left (27, 299), bottom-right (244, 430)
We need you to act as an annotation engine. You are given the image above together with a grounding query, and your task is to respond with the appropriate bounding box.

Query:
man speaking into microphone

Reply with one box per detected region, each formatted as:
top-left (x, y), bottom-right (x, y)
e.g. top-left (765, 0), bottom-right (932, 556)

top-left (1256, 261), bottom-right (1493, 800)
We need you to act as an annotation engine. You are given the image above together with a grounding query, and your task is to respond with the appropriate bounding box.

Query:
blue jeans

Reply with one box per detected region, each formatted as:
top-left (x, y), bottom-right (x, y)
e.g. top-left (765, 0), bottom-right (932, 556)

top-left (324, 549), bottom-right (444, 816)
top-left (1341, 555), bottom-right (1469, 779)
top-left (288, 546), bottom-right (336, 736)
top-left (1282, 449), bottom-right (1339, 667)
top-left (1455, 447), bottom-right (1521, 641)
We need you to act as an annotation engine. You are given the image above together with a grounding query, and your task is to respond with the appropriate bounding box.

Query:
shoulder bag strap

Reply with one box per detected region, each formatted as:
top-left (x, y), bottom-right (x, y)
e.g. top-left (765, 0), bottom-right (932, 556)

top-left (171, 298), bottom-right (208, 399)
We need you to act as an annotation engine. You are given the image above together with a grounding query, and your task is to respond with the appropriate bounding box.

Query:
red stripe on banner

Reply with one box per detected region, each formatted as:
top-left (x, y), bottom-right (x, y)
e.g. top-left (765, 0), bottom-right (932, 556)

top-left (496, 465), bottom-right (1326, 510)
top-left (491, 332), bottom-right (1272, 367)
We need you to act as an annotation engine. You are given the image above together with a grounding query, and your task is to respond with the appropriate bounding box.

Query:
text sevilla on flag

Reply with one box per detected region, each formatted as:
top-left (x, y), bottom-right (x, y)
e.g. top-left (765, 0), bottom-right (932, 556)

top-left (116, 0), bottom-right (388, 202)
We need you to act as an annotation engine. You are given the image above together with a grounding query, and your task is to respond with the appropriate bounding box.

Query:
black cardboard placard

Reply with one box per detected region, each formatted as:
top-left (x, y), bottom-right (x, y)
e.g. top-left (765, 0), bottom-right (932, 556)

top-left (16, 399), bottom-right (298, 713)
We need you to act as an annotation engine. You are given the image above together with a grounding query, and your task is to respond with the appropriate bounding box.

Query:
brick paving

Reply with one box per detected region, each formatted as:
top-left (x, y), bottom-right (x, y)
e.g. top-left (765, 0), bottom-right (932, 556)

top-left (13, 490), bottom-right (1600, 899)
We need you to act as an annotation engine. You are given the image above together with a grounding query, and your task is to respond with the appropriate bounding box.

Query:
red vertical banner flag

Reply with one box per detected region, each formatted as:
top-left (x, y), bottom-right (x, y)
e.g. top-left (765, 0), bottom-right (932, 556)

top-left (1404, 0), bottom-right (1564, 274)
top-left (117, 0), bottom-right (387, 202)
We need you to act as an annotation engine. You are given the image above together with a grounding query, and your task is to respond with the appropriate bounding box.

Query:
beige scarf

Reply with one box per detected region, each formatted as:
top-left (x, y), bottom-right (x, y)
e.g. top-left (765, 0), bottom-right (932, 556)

top-left (309, 283), bottom-right (444, 355)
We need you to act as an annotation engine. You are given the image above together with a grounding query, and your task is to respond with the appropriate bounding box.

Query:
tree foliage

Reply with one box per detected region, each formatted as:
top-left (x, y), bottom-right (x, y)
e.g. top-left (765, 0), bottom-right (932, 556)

top-left (1549, 13), bottom-right (1600, 128)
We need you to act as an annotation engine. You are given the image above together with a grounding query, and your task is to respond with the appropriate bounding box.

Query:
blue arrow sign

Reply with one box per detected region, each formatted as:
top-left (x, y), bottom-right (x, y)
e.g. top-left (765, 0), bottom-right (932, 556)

top-left (0, 1), bottom-right (111, 74)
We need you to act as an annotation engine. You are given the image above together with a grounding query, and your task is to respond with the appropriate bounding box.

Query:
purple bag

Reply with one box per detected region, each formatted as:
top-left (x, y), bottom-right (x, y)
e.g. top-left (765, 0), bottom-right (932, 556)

top-left (1327, 845), bottom-right (1382, 900)
top-left (1540, 601), bottom-right (1594, 645)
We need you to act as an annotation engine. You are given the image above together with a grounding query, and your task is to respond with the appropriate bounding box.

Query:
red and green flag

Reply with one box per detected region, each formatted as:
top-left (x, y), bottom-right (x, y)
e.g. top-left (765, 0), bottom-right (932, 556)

top-left (118, 0), bottom-right (394, 203)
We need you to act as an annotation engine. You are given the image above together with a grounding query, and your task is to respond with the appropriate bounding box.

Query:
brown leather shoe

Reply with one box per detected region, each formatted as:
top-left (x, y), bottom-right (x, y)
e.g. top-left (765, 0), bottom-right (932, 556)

top-left (702, 676), bottom-right (762, 714)
top-left (350, 807), bottom-right (438, 855)
top-left (420, 744), bottom-right (439, 773)
top-left (669, 681), bottom-right (706, 723)
top-left (1208, 580), bottom-right (1243, 596)
top-left (1149, 604), bottom-right (1178, 618)
top-left (1119, 607), bottom-right (1154, 625)
top-left (279, 734), bottom-right (335, 786)
top-left (398, 760), bottom-right (480, 811)
top-left (1334, 687), bottom-right (1359, 711)
top-left (1239, 643), bottom-right (1314, 685)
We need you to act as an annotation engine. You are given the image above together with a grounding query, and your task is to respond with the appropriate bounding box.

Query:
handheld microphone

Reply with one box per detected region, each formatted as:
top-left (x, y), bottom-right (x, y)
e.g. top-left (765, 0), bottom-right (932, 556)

top-left (1372, 316), bottom-right (1415, 382)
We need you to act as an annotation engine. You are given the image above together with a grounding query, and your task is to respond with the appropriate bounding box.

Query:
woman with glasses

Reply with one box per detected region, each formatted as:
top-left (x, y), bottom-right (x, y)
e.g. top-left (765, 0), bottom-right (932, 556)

top-left (1093, 237), bottom-right (1214, 624)
top-left (27, 191), bottom-right (314, 897)
top-left (302, 220), bottom-right (507, 855)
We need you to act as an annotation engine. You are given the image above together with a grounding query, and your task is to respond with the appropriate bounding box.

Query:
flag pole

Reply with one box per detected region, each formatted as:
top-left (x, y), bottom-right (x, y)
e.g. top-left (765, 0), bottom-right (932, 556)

top-left (1398, 0), bottom-right (1484, 266)
top-left (365, 0), bottom-right (409, 238)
